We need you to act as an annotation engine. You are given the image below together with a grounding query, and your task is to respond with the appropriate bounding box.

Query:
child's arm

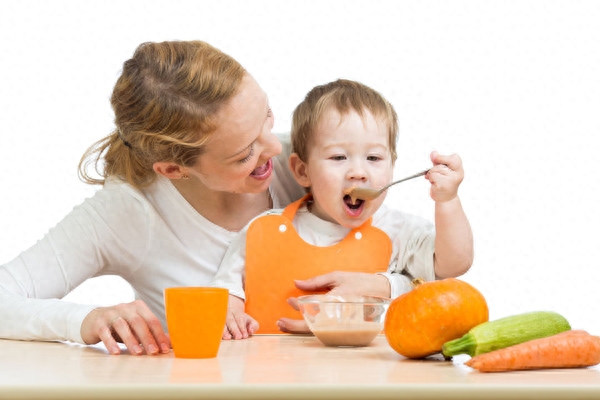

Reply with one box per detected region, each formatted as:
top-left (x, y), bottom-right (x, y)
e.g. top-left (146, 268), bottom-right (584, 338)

top-left (211, 226), bottom-right (258, 340)
top-left (427, 151), bottom-right (474, 278)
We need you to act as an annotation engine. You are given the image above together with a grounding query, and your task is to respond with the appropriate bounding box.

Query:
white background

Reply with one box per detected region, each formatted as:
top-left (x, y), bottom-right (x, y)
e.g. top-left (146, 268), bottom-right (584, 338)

top-left (1, 1), bottom-right (599, 332)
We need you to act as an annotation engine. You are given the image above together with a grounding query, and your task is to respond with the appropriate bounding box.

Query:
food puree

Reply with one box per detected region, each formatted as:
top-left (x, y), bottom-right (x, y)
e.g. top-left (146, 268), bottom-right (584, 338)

top-left (311, 322), bottom-right (383, 347)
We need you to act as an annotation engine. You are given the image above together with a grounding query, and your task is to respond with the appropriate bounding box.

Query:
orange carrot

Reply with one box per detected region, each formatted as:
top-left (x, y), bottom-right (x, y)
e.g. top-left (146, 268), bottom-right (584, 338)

top-left (465, 330), bottom-right (600, 372)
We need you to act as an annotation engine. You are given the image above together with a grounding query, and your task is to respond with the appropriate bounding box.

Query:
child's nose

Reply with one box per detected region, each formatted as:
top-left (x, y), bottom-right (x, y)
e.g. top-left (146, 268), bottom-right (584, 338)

top-left (346, 162), bottom-right (368, 181)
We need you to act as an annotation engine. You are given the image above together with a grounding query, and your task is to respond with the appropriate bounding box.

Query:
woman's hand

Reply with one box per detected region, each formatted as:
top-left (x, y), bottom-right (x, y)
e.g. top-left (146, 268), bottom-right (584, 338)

top-left (80, 300), bottom-right (170, 356)
top-left (222, 294), bottom-right (259, 340)
top-left (277, 297), bottom-right (310, 334)
top-left (294, 271), bottom-right (391, 298)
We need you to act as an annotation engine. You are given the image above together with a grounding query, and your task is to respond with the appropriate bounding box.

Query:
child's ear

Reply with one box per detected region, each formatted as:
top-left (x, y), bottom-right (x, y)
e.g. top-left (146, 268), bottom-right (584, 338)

top-left (289, 153), bottom-right (311, 188)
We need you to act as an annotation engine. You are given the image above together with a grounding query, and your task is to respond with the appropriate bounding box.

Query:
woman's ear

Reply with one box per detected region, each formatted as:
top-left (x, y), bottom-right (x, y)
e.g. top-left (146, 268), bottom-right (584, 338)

top-left (153, 162), bottom-right (188, 179)
top-left (288, 153), bottom-right (311, 188)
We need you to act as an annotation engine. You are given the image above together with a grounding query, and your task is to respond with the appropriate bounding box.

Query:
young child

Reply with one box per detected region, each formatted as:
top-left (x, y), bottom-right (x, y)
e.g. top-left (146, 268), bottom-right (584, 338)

top-left (211, 79), bottom-right (473, 338)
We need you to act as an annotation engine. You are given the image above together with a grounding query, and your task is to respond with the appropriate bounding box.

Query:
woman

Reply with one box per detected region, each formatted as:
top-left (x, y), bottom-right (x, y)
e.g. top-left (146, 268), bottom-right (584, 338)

top-left (0, 40), bottom-right (460, 355)
top-left (0, 41), bottom-right (307, 355)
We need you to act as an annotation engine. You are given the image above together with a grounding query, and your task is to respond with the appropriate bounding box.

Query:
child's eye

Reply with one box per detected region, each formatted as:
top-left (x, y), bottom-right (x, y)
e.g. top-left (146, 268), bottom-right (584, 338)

top-left (330, 155), bottom-right (347, 161)
top-left (367, 155), bottom-right (382, 162)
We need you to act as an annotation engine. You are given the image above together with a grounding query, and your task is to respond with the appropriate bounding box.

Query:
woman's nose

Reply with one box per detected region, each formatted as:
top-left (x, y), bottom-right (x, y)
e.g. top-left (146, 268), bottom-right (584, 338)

top-left (256, 129), bottom-right (283, 159)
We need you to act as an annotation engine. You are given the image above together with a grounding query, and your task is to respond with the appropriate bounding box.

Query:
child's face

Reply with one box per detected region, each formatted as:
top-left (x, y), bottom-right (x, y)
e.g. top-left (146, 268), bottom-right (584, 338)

top-left (300, 107), bottom-right (394, 229)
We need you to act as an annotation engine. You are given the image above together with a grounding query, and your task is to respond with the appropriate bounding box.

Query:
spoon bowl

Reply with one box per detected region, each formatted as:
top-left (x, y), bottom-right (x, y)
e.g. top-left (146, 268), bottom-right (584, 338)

top-left (345, 169), bottom-right (430, 202)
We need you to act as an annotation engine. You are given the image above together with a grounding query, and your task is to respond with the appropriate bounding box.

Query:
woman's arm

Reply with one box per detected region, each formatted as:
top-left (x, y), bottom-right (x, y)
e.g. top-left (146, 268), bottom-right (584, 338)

top-left (0, 182), bottom-right (169, 354)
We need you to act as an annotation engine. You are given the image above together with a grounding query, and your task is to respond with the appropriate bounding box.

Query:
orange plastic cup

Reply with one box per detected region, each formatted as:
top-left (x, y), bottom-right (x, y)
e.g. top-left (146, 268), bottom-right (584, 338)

top-left (164, 287), bottom-right (228, 358)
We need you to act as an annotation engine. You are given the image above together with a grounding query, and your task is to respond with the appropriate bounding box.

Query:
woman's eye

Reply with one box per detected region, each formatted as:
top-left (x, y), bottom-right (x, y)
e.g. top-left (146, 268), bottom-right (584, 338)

top-left (238, 146), bottom-right (255, 163)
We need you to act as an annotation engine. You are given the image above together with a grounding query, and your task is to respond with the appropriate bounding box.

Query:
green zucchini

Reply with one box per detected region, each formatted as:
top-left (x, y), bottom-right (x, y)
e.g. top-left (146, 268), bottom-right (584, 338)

top-left (441, 310), bottom-right (571, 358)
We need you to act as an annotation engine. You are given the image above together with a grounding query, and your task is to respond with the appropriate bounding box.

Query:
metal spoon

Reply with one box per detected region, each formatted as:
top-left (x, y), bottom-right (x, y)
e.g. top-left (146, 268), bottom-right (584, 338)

top-left (345, 169), bottom-right (430, 202)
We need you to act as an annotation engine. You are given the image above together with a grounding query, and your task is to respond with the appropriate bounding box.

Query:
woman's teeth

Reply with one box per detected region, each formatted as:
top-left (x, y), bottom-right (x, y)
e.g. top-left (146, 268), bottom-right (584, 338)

top-left (250, 159), bottom-right (272, 179)
top-left (251, 163), bottom-right (268, 176)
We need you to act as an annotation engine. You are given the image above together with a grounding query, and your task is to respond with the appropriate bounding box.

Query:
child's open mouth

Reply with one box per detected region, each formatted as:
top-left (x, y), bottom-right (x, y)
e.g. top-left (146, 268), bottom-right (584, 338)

top-left (343, 194), bottom-right (364, 215)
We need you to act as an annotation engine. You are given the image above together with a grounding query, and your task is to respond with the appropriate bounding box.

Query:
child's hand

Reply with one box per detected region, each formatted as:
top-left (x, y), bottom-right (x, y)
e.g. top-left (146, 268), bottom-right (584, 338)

top-left (222, 294), bottom-right (259, 340)
top-left (426, 151), bottom-right (464, 203)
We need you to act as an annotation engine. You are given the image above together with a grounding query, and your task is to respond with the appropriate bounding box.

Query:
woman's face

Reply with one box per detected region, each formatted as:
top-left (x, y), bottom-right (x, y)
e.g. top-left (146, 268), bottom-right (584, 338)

top-left (188, 74), bottom-right (281, 194)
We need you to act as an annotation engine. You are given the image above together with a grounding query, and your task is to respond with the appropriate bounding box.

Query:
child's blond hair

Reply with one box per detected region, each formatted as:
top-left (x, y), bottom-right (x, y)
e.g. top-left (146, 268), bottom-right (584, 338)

top-left (291, 79), bottom-right (398, 163)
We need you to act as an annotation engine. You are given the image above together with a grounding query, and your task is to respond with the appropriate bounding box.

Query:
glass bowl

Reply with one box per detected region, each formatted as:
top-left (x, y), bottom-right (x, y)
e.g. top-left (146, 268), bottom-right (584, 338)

top-left (297, 294), bottom-right (391, 347)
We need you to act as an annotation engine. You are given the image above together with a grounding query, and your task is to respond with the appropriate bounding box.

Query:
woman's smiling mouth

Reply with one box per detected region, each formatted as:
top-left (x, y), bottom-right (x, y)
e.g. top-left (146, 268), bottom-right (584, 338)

top-left (250, 159), bottom-right (273, 180)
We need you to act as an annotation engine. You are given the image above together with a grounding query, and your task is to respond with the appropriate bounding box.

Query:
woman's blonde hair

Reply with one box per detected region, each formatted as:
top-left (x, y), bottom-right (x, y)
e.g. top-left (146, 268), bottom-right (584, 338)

top-left (291, 79), bottom-right (398, 163)
top-left (78, 40), bottom-right (246, 188)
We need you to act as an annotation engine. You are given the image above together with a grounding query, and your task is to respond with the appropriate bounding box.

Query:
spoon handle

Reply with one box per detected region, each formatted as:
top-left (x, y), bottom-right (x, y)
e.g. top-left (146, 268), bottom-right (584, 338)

top-left (383, 169), bottom-right (429, 190)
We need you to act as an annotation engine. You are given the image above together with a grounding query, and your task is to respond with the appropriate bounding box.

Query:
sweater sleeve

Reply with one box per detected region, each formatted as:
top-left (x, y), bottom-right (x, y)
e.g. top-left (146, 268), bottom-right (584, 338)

top-left (210, 222), bottom-right (253, 300)
top-left (0, 181), bottom-right (152, 343)
top-left (374, 206), bottom-right (436, 299)
top-left (210, 209), bottom-right (284, 300)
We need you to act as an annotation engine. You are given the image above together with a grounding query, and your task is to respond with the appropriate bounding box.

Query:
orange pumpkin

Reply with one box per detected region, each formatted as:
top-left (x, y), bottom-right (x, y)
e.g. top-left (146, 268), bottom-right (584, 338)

top-left (384, 278), bottom-right (489, 359)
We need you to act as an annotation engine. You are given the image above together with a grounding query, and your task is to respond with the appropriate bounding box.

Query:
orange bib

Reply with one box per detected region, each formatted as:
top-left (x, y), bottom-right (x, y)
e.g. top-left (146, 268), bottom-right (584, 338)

top-left (244, 194), bottom-right (392, 333)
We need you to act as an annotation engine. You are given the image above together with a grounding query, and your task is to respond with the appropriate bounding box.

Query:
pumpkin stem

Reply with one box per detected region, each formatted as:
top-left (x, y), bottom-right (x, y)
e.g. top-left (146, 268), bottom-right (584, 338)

top-left (411, 278), bottom-right (426, 288)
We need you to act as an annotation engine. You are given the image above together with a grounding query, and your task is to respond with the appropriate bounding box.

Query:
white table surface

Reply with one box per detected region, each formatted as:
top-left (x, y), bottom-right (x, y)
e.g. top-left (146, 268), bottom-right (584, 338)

top-left (1, 334), bottom-right (599, 400)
